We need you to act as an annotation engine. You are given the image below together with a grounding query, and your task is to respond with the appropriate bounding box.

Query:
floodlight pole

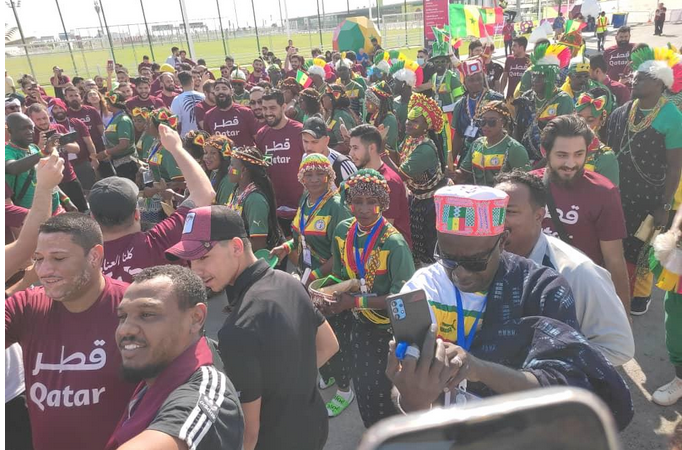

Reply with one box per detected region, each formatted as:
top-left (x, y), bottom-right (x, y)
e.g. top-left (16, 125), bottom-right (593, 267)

top-left (251, 0), bottom-right (261, 54)
top-left (8, 0), bottom-right (35, 78)
top-left (54, 0), bottom-right (78, 75)
top-left (97, 0), bottom-right (117, 65)
top-left (283, 0), bottom-right (290, 39)
top-left (139, 0), bottom-right (156, 61)
top-left (178, 0), bottom-right (196, 59)
top-left (216, 0), bottom-right (229, 55)
top-left (316, 0), bottom-right (324, 48)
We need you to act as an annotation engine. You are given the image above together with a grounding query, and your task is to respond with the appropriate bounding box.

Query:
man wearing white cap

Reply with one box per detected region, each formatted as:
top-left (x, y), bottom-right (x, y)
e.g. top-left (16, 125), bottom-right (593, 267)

top-left (386, 184), bottom-right (634, 430)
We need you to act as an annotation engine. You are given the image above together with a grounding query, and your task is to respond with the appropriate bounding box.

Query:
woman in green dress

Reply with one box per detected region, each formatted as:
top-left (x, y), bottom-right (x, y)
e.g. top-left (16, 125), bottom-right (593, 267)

top-left (364, 81), bottom-right (399, 152)
top-left (202, 134), bottom-right (235, 205)
top-left (321, 84), bottom-right (357, 154)
top-left (226, 146), bottom-right (284, 252)
top-left (575, 88), bottom-right (620, 186)
top-left (96, 91), bottom-right (138, 181)
top-left (458, 101), bottom-right (530, 186)
top-left (270, 154), bottom-right (354, 417)
top-left (323, 169), bottom-right (415, 427)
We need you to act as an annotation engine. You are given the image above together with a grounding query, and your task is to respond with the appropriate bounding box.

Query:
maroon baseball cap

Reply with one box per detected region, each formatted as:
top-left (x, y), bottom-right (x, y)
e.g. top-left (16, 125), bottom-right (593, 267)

top-left (165, 205), bottom-right (248, 261)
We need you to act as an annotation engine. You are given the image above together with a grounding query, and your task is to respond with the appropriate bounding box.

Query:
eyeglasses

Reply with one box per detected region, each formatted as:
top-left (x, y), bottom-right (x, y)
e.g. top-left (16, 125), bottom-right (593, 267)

top-left (474, 118), bottom-right (500, 128)
top-left (434, 236), bottom-right (502, 273)
top-left (249, 99), bottom-right (263, 105)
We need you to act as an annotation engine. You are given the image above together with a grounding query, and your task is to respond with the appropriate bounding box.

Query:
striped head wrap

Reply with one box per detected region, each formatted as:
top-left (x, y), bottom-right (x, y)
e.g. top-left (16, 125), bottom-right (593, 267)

top-left (407, 93), bottom-right (444, 133)
top-left (297, 153), bottom-right (335, 189)
top-left (345, 168), bottom-right (391, 211)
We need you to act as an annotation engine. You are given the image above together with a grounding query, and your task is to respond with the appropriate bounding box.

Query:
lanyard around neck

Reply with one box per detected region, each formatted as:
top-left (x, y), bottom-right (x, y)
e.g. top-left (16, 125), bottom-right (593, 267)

top-left (455, 287), bottom-right (487, 351)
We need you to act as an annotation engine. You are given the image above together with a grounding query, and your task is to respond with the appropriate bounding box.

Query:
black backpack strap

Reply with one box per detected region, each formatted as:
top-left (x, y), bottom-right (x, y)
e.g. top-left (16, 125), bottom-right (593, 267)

top-left (12, 169), bottom-right (35, 205)
top-left (543, 171), bottom-right (571, 243)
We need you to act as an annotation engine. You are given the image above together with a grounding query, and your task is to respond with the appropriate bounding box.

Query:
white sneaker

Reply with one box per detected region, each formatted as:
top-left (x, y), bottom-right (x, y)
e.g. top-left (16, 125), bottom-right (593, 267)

top-left (652, 377), bottom-right (682, 406)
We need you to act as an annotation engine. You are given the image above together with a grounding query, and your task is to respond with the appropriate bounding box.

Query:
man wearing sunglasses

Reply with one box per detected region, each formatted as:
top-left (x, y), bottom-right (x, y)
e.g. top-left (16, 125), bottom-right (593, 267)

top-left (390, 185), bottom-right (587, 409)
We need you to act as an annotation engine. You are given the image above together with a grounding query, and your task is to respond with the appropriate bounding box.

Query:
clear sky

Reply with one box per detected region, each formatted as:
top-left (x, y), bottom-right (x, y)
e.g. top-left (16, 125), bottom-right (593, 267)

top-left (5, 0), bottom-right (408, 38)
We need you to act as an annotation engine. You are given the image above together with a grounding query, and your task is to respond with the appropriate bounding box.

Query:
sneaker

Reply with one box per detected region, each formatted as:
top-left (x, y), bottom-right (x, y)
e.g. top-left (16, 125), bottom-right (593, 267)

top-left (318, 376), bottom-right (336, 390)
top-left (630, 296), bottom-right (651, 316)
top-left (652, 377), bottom-right (682, 406)
top-left (326, 390), bottom-right (355, 417)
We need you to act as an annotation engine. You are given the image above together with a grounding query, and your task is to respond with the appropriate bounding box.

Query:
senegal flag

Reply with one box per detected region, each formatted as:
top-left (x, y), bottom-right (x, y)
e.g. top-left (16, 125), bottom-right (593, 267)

top-left (449, 5), bottom-right (503, 38)
top-left (296, 70), bottom-right (313, 88)
top-left (449, 4), bottom-right (485, 38)
top-left (564, 19), bottom-right (587, 33)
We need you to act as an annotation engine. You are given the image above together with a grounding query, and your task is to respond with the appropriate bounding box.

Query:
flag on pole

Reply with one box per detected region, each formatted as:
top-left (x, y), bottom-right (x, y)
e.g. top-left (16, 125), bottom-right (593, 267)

top-left (448, 5), bottom-right (504, 39)
top-left (296, 70), bottom-right (313, 88)
top-left (564, 19), bottom-right (587, 33)
top-left (481, 7), bottom-right (504, 36)
top-left (433, 26), bottom-right (463, 49)
top-left (449, 4), bottom-right (485, 39)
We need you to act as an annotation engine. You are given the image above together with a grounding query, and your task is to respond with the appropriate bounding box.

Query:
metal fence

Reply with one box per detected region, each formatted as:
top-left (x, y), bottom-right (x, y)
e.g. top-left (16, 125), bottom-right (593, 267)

top-left (5, 6), bottom-right (424, 84)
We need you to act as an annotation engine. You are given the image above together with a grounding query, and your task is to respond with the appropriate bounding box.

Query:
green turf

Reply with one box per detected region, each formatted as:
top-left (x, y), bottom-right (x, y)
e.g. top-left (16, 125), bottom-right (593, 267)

top-left (5, 27), bottom-right (424, 95)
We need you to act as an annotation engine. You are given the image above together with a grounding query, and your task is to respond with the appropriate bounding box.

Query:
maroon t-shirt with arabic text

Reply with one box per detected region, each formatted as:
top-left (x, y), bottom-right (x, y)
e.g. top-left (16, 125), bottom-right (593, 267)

top-left (102, 206), bottom-right (190, 282)
top-left (67, 104), bottom-right (105, 156)
top-left (531, 168), bottom-right (627, 266)
top-left (203, 104), bottom-right (259, 148)
top-left (5, 277), bottom-right (137, 450)
top-left (125, 95), bottom-right (165, 111)
top-left (256, 119), bottom-right (305, 218)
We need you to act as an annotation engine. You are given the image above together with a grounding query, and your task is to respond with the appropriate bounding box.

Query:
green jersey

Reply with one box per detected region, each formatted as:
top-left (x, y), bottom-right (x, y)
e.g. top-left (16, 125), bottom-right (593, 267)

top-left (433, 70), bottom-right (464, 111)
top-left (331, 217), bottom-right (415, 297)
top-left (586, 144), bottom-right (620, 186)
top-left (328, 109), bottom-right (357, 148)
top-left (212, 172), bottom-right (235, 205)
top-left (136, 132), bottom-right (156, 160)
top-left (227, 185), bottom-right (271, 239)
top-left (291, 192), bottom-right (350, 269)
top-left (393, 97), bottom-right (409, 142)
top-left (233, 91), bottom-right (250, 106)
top-left (342, 79), bottom-right (366, 118)
top-left (460, 135), bottom-right (530, 186)
top-left (104, 112), bottom-right (136, 159)
top-left (5, 142), bottom-right (60, 211)
top-left (147, 143), bottom-right (182, 183)
top-left (380, 113), bottom-right (399, 153)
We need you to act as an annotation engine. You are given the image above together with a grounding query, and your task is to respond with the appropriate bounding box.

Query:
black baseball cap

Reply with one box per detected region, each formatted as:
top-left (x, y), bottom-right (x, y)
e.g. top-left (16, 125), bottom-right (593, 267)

top-left (88, 177), bottom-right (139, 221)
top-left (165, 205), bottom-right (248, 261)
top-left (301, 116), bottom-right (328, 139)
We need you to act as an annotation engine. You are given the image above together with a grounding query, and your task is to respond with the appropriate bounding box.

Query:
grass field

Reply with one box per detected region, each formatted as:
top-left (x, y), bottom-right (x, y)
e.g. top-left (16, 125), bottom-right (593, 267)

top-left (5, 27), bottom-right (426, 95)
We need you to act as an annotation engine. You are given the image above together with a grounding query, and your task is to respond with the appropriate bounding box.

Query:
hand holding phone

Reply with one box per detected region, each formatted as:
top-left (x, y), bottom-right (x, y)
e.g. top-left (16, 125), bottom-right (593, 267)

top-left (386, 289), bottom-right (433, 347)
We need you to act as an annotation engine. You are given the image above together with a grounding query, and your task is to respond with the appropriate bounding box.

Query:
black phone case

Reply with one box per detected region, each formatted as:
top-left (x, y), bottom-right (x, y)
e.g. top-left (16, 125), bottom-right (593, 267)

top-left (386, 289), bottom-right (432, 347)
top-left (59, 131), bottom-right (78, 145)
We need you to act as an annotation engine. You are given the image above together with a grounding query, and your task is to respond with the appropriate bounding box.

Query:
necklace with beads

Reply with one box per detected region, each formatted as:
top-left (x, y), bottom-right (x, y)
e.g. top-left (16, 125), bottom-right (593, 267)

top-left (627, 97), bottom-right (666, 134)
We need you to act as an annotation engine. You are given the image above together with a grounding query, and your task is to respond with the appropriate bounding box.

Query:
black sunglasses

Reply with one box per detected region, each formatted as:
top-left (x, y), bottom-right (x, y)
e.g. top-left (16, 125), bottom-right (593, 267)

top-left (474, 118), bottom-right (500, 128)
top-left (434, 236), bottom-right (502, 273)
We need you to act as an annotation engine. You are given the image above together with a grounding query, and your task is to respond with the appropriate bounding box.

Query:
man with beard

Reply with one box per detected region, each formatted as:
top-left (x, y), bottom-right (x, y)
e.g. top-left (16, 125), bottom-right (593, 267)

top-left (125, 77), bottom-right (165, 111)
top-left (166, 46), bottom-right (181, 67)
top-left (171, 71), bottom-right (205, 135)
top-left (203, 78), bottom-right (259, 148)
top-left (158, 73), bottom-right (179, 108)
top-left (256, 89), bottom-right (305, 235)
top-left (21, 79), bottom-right (51, 108)
top-left (494, 170), bottom-right (634, 365)
top-left (90, 125), bottom-right (214, 283)
top-left (603, 26), bottom-right (636, 85)
top-left (165, 206), bottom-right (337, 450)
top-left (27, 102), bottom-right (88, 212)
top-left (65, 85), bottom-right (104, 191)
top-left (249, 86), bottom-right (267, 129)
top-left (5, 213), bottom-right (137, 450)
top-left (116, 69), bottom-right (137, 96)
top-left (285, 54), bottom-right (303, 78)
top-left (348, 124), bottom-right (411, 247)
top-left (195, 79), bottom-right (216, 130)
top-left (5, 113), bottom-right (61, 211)
top-left (247, 58), bottom-right (270, 89)
top-left (530, 115), bottom-right (631, 314)
top-left (105, 265), bottom-right (243, 450)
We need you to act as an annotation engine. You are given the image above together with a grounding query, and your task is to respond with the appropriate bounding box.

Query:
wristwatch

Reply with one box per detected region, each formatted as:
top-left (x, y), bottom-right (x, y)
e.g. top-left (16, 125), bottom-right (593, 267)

top-left (663, 203), bottom-right (673, 212)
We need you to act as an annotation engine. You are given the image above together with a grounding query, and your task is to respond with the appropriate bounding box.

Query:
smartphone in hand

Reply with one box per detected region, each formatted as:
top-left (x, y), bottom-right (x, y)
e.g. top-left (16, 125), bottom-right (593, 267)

top-left (386, 289), bottom-right (433, 347)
